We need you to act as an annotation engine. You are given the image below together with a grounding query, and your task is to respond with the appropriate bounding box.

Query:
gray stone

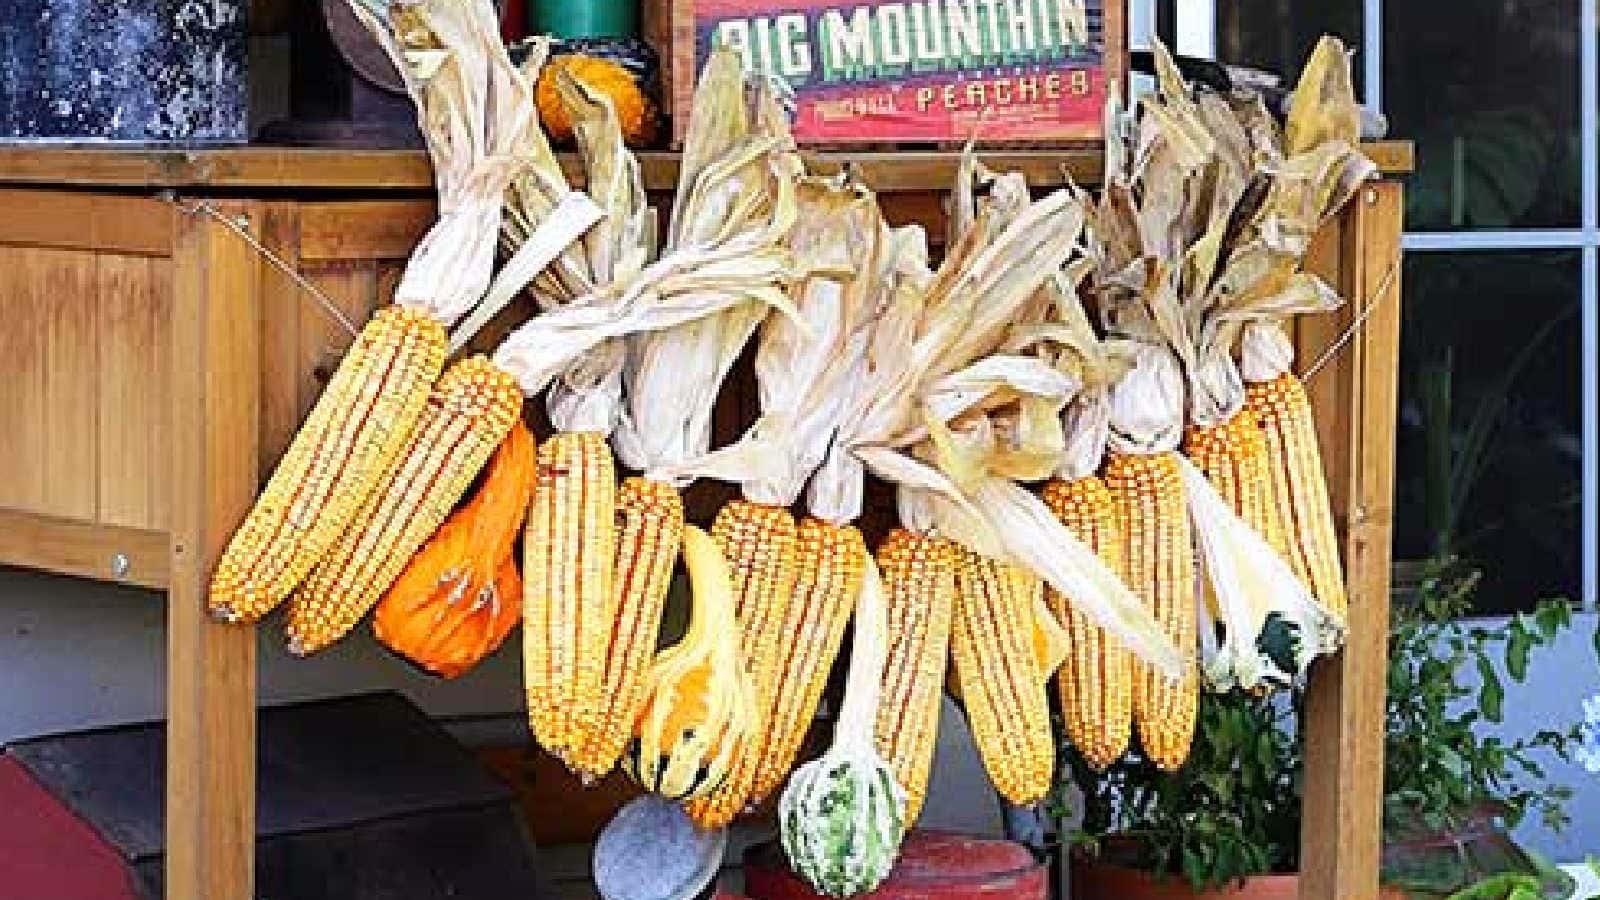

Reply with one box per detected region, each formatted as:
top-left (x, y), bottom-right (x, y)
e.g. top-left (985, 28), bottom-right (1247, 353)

top-left (593, 795), bottom-right (726, 900)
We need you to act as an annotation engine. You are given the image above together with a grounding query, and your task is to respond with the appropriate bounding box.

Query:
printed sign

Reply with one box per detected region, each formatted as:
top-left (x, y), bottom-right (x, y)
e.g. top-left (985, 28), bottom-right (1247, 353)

top-left (691, 0), bottom-right (1111, 142)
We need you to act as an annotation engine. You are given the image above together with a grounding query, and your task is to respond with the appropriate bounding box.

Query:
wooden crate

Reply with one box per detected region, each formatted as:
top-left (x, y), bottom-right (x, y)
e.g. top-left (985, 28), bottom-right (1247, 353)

top-left (0, 142), bottom-right (1408, 900)
top-left (643, 0), bottom-right (1127, 147)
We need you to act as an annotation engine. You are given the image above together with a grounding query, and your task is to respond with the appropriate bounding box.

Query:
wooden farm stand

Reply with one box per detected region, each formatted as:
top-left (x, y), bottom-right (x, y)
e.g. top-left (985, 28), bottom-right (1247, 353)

top-left (0, 143), bottom-right (1410, 900)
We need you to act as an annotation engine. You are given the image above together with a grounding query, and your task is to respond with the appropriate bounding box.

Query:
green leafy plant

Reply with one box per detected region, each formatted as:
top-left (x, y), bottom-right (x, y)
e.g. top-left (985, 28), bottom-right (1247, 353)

top-left (1063, 688), bottom-right (1302, 890)
top-left (1444, 873), bottom-right (1545, 900)
top-left (1384, 557), bottom-right (1583, 837)
top-left (1059, 555), bottom-right (1595, 895)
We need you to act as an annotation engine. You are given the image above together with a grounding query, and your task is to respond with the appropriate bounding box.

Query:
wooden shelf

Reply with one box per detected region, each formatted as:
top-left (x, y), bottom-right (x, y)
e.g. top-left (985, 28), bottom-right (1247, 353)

top-left (0, 146), bottom-right (1409, 900)
top-left (0, 141), bottom-right (1414, 193)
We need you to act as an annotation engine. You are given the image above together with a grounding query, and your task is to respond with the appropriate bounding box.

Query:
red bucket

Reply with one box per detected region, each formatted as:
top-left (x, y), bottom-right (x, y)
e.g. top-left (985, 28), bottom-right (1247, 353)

top-left (743, 829), bottom-right (1047, 899)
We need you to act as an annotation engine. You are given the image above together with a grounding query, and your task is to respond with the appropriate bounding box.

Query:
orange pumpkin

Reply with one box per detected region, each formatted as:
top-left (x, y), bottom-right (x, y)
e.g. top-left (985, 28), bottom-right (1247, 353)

top-left (374, 421), bottom-right (535, 678)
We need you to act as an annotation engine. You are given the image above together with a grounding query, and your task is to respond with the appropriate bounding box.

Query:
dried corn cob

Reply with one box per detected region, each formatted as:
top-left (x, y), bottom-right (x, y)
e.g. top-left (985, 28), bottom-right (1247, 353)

top-left (285, 356), bottom-right (522, 655)
top-left (950, 549), bottom-right (1055, 805)
top-left (1041, 476), bottom-right (1133, 771)
top-left (524, 431), bottom-right (617, 762)
top-left (570, 477), bottom-right (685, 780)
top-left (1103, 451), bottom-right (1199, 772)
top-left (1183, 409), bottom-right (1290, 563)
top-left (210, 306), bottom-right (447, 623)
top-left (685, 500), bottom-right (801, 829)
top-left (872, 528), bottom-right (957, 825)
top-left (746, 518), bottom-right (867, 806)
top-left (1247, 371), bottom-right (1347, 616)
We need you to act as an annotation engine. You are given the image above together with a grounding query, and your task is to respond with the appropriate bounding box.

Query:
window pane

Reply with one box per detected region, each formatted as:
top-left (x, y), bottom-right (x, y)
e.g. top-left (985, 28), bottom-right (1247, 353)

top-left (1220, 0), bottom-right (1581, 231)
top-left (1395, 251), bottom-right (1583, 612)
top-left (1216, 0), bottom-right (1362, 97)
top-left (1386, 0), bottom-right (1580, 230)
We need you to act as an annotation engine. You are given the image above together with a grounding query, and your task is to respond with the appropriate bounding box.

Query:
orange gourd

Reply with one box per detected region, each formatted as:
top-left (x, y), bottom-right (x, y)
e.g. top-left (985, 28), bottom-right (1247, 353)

top-left (374, 421), bottom-right (535, 678)
top-left (535, 54), bottom-right (657, 147)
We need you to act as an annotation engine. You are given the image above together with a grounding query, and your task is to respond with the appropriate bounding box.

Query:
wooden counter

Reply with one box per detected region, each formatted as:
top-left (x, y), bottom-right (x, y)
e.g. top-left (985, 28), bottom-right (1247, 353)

top-left (0, 144), bottom-right (1409, 900)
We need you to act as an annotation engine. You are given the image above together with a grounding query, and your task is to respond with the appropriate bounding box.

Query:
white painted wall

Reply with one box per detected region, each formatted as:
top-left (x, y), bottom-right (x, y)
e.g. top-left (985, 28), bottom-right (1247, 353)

top-left (0, 565), bottom-right (525, 742)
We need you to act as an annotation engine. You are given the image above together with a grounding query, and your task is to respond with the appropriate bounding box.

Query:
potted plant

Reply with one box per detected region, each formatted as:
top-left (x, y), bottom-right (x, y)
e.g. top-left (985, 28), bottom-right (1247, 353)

top-left (1380, 558), bottom-right (1588, 899)
top-left (1061, 557), bottom-right (1594, 899)
top-left (1062, 686), bottom-right (1324, 899)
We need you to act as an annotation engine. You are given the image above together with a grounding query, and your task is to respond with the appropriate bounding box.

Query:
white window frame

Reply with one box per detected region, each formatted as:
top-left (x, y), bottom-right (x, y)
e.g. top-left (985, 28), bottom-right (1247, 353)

top-left (1146, 0), bottom-right (1600, 609)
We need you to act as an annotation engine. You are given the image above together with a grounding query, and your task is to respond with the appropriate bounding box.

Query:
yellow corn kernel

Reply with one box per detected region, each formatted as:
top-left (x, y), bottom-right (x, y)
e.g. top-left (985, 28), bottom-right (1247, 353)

top-left (1183, 409), bottom-right (1289, 562)
top-left (746, 518), bottom-right (865, 806)
top-left (950, 549), bottom-right (1056, 805)
top-left (1103, 451), bottom-right (1199, 773)
top-left (873, 529), bottom-right (957, 825)
top-left (570, 477), bottom-right (685, 780)
top-left (285, 355), bottom-right (522, 656)
top-left (210, 306), bottom-right (446, 623)
top-left (1042, 476), bottom-right (1133, 771)
top-left (1247, 372), bottom-right (1348, 615)
top-left (685, 500), bottom-right (801, 829)
top-left (524, 431), bottom-right (617, 763)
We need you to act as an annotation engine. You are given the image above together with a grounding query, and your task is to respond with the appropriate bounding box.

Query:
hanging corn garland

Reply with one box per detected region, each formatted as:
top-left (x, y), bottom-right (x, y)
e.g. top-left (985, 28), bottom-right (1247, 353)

top-left (222, 17), bottom-right (1383, 858)
top-left (210, 0), bottom-right (598, 630)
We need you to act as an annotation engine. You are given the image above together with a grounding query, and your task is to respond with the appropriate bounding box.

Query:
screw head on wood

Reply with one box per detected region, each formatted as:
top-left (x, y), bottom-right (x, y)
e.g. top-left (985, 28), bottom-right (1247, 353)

top-left (110, 553), bottom-right (131, 578)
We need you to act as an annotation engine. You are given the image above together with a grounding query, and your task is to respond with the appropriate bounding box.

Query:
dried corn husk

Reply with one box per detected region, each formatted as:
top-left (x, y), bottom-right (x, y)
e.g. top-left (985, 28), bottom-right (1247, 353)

top-left (540, 67), bottom-right (655, 434)
top-left (656, 174), bottom-right (884, 501)
top-left (831, 153), bottom-right (1183, 678)
top-left (491, 50), bottom-right (803, 430)
top-left (1285, 36), bottom-right (1364, 156)
top-left (808, 224), bottom-right (932, 523)
top-left (1005, 265), bottom-right (1136, 482)
top-left (1216, 38), bottom-right (1374, 387)
top-left (501, 37), bottom-right (601, 309)
top-left (352, 0), bottom-right (588, 329)
top-left (613, 63), bottom-right (807, 480)
top-left (1177, 455), bottom-right (1341, 689)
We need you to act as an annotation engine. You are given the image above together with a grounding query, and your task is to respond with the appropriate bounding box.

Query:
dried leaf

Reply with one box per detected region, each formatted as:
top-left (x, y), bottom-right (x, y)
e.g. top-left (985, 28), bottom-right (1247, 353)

top-left (1284, 36), bottom-right (1363, 155)
top-left (613, 54), bottom-right (806, 479)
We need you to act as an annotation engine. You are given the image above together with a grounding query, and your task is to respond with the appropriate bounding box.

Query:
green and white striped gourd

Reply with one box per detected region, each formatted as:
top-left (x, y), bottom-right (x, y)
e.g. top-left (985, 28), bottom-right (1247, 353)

top-left (779, 554), bottom-right (907, 897)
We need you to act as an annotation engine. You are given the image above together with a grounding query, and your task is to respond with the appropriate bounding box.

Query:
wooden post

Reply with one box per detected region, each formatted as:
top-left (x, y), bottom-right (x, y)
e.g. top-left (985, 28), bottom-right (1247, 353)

top-left (166, 201), bottom-right (261, 900)
top-left (1298, 180), bottom-right (1404, 899)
